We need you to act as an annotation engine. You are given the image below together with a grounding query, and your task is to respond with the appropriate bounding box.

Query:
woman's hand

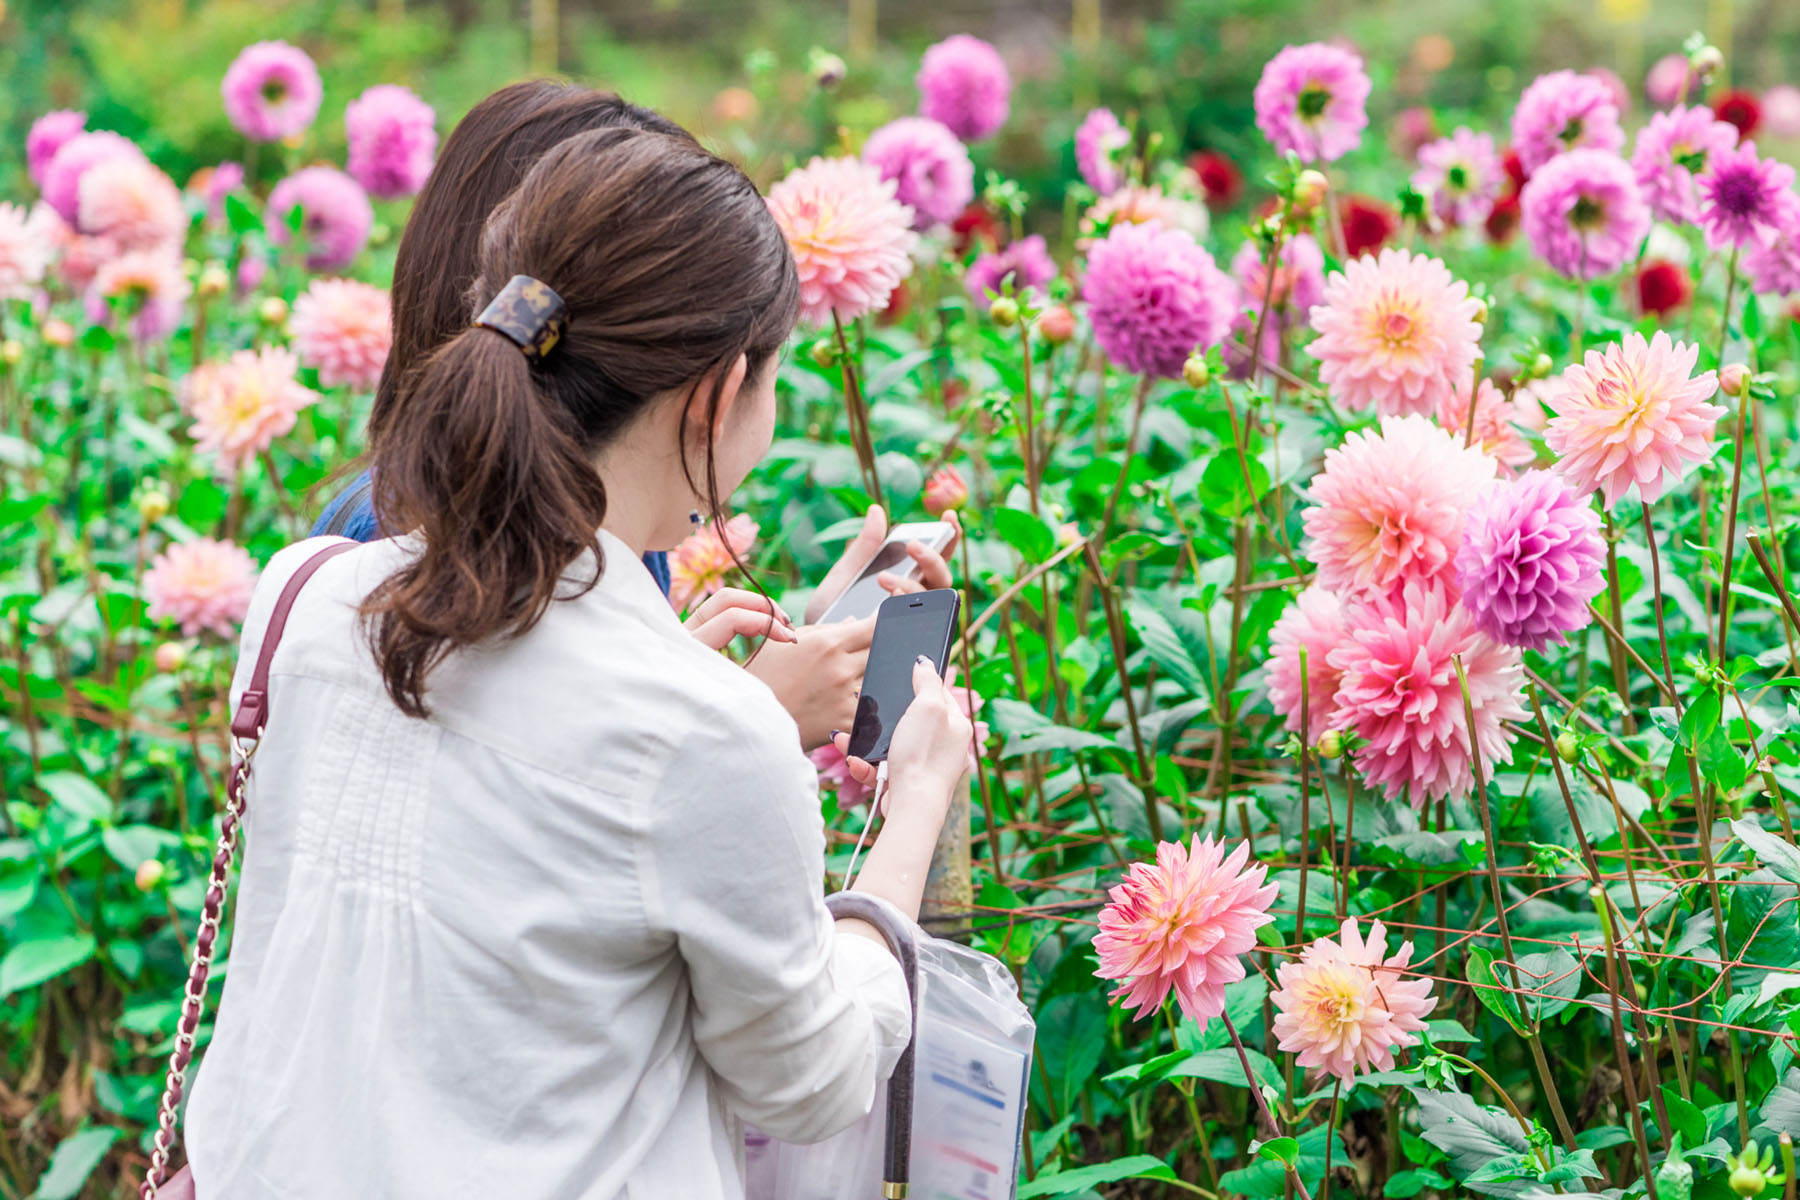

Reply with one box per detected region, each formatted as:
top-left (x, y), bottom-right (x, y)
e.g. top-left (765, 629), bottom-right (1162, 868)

top-left (745, 617), bottom-right (874, 749)
top-left (803, 507), bottom-right (961, 625)
top-left (831, 657), bottom-right (973, 821)
top-left (684, 587), bottom-right (795, 651)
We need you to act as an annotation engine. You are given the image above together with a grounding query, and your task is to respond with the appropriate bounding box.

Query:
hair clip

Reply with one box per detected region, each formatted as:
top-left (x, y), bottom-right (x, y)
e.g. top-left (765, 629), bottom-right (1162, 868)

top-left (472, 274), bottom-right (568, 361)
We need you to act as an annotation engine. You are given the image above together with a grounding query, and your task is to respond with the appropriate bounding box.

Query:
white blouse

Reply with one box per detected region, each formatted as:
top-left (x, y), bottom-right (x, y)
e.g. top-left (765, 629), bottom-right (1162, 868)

top-left (186, 532), bottom-right (911, 1199)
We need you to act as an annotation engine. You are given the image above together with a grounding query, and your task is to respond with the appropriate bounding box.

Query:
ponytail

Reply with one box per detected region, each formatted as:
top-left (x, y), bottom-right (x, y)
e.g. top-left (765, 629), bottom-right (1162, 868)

top-left (363, 325), bottom-right (609, 718)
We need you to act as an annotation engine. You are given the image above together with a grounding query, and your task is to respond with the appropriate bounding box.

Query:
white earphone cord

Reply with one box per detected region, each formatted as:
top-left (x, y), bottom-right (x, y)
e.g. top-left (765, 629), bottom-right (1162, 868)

top-left (839, 760), bottom-right (889, 892)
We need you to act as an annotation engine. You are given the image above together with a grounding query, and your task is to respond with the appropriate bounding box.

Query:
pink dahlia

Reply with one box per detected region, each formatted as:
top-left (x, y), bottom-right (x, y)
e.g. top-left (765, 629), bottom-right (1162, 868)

top-left (1765, 85), bottom-right (1800, 138)
top-left (915, 35), bottom-right (1011, 142)
top-left (1302, 414), bottom-right (1497, 599)
top-left (1079, 183), bottom-right (1210, 244)
top-left (1435, 377), bottom-right (1538, 475)
top-left (1329, 580), bottom-right (1526, 804)
top-left (1520, 149), bottom-right (1650, 279)
top-left (1075, 107), bottom-right (1131, 197)
top-left (1696, 140), bottom-right (1797, 251)
top-left (0, 203), bottom-right (53, 301)
top-left (89, 248), bottom-right (190, 344)
top-left (1253, 42), bottom-right (1371, 164)
top-left (1307, 248), bottom-right (1484, 417)
top-left (1544, 331), bottom-right (1724, 509)
top-left (1454, 469), bottom-right (1605, 651)
top-left (27, 110), bottom-right (87, 187)
top-left (1413, 127), bottom-right (1505, 227)
top-left (1231, 232), bottom-right (1326, 316)
top-left (41, 130), bottom-right (144, 226)
top-left (1093, 836), bottom-right (1278, 1026)
top-left (810, 741), bottom-right (873, 807)
top-left (345, 83), bottom-right (438, 200)
top-left (1645, 53), bottom-right (1700, 109)
top-left (1272, 918), bottom-right (1437, 1082)
top-left (186, 347), bottom-right (320, 474)
top-left (76, 156), bottom-right (186, 250)
top-left (290, 278), bottom-right (392, 390)
top-left (266, 167), bottom-right (375, 271)
top-left (1267, 586), bottom-right (1350, 744)
top-left (669, 513), bottom-right (758, 613)
top-left (1512, 70), bottom-right (1626, 174)
top-left (1082, 220), bottom-right (1234, 379)
top-left (1631, 105), bottom-right (1738, 225)
top-left (767, 156), bottom-right (917, 326)
top-left (221, 41), bottom-right (322, 142)
top-left (190, 162), bottom-right (246, 223)
top-left (966, 234), bottom-right (1056, 303)
top-left (1746, 195), bottom-right (1800, 296)
top-left (862, 116), bottom-right (974, 230)
top-left (145, 538), bottom-right (258, 637)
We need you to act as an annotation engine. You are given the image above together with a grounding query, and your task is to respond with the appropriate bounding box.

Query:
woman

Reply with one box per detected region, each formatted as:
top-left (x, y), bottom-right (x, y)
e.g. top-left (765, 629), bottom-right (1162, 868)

top-left (316, 81), bottom-right (954, 748)
top-left (186, 128), bottom-right (971, 1195)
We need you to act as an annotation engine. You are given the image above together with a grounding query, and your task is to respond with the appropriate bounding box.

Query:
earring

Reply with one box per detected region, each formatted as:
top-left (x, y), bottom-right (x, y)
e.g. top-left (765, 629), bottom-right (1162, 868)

top-left (688, 509), bottom-right (703, 526)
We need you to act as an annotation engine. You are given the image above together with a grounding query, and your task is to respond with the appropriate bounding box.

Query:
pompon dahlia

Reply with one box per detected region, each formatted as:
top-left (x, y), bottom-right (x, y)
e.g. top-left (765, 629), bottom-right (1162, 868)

top-left (1519, 149), bottom-right (1650, 279)
top-left (669, 513), bottom-right (758, 613)
top-left (1307, 248), bottom-right (1484, 417)
top-left (862, 116), bottom-right (974, 230)
top-left (345, 84), bottom-right (438, 200)
top-left (1454, 469), bottom-right (1605, 651)
top-left (1696, 140), bottom-right (1797, 252)
top-left (144, 538), bottom-right (258, 637)
top-left (1075, 107), bottom-right (1131, 197)
top-left (186, 347), bottom-right (319, 474)
top-left (1412, 127), bottom-right (1504, 227)
top-left (1329, 580), bottom-right (1527, 805)
top-left (1302, 414), bottom-right (1497, 599)
top-left (1082, 220), bottom-right (1234, 379)
top-left (290, 278), bottom-right (392, 390)
top-left (1512, 70), bottom-right (1626, 173)
top-left (221, 41), bottom-right (323, 142)
top-left (1434, 376), bottom-right (1538, 475)
top-left (27, 110), bottom-right (87, 187)
top-left (965, 234), bottom-right (1055, 303)
top-left (1272, 918), bottom-right (1437, 1082)
top-left (1544, 331), bottom-right (1724, 509)
top-left (1631, 105), bottom-right (1739, 225)
top-left (1253, 42), bottom-right (1371, 164)
top-left (41, 130), bottom-right (144, 226)
top-left (1746, 196), bottom-right (1800, 297)
top-left (88, 248), bottom-right (190, 344)
top-left (1093, 836), bottom-right (1278, 1026)
top-left (1267, 586), bottom-right (1350, 743)
top-left (0, 203), bottom-right (53, 301)
top-left (266, 166), bottom-right (374, 271)
top-left (76, 156), bottom-right (186, 250)
top-left (768, 156), bottom-right (918, 325)
top-left (915, 34), bottom-right (1011, 142)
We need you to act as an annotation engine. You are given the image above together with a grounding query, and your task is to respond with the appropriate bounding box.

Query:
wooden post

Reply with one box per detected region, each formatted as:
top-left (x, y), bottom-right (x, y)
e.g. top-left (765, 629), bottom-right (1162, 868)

top-left (848, 0), bottom-right (876, 60)
top-left (921, 776), bottom-right (972, 932)
top-left (530, 0), bottom-right (558, 75)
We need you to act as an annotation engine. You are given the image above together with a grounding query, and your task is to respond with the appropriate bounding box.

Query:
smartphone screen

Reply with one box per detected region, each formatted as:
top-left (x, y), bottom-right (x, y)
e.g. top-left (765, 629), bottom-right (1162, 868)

top-left (817, 522), bottom-right (955, 625)
top-left (846, 589), bottom-right (961, 764)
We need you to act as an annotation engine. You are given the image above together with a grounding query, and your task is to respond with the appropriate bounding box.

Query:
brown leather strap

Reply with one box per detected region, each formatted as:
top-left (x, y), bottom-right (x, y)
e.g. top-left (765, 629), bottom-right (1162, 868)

top-left (229, 540), bottom-right (357, 739)
top-left (823, 891), bottom-right (918, 1194)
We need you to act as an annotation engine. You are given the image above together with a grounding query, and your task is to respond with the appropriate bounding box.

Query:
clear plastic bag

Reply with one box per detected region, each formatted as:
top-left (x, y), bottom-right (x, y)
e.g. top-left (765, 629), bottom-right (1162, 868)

top-left (746, 920), bottom-right (1034, 1200)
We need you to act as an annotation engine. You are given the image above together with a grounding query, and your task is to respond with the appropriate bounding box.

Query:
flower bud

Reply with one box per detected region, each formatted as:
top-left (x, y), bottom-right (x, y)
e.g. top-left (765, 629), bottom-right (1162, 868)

top-left (197, 262), bottom-right (230, 298)
top-left (923, 467), bottom-right (969, 516)
top-left (1292, 169), bottom-right (1329, 216)
top-left (808, 339), bottom-right (838, 369)
top-left (1720, 363), bottom-right (1750, 396)
top-left (1470, 296), bottom-right (1489, 325)
top-left (988, 295), bottom-right (1019, 326)
top-left (1730, 1163), bottom-right (1767, 1198)
top-left (1182, 353), bottom-right (1212, 389)
top-left (0, 339), bottom-right (21, 366)
top-left (1056, 522), bottom-right (1082, 548)
top-left (809, 48), bottom-right (847, 90)
top-left (153, 642), bottom-right (187, 673)
top-left (1036, 304), bottom-right (1077, 345)
top-left (1555, 730), bottom-right (1581, 763)
top-left (43, 319), bottom-right (76, 349)
top-left (1690, 44), bottom-right (1724, 79)
top-left (138, 488), bottom-right (171, 523)
top-left (1532, 352), bottom-right (1554, 378)
top-left (258, 296), bottom-right (288, 326)
top-left (134, 859), bottom-right (166, 891)
top-left (1317, 730), bottom-right (1344, 759)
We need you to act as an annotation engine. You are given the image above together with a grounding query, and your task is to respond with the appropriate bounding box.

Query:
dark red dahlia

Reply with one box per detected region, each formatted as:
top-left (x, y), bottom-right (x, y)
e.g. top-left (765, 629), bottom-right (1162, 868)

top-left (1189, 150), bottom-right (1244, 211)
top-left (1714, 89), bottom-right (1762, 138)
top-left (1501, 146), bottom-right (1529, 191)
top-left (1485, 193), bottom-right (1521, 243)
top-left (951, 201), bottom-right (1002, 257)
top-left (1337, 192), bottom-right (1398, 257)
top-left (1635, 258), bottom-right (1693, 316)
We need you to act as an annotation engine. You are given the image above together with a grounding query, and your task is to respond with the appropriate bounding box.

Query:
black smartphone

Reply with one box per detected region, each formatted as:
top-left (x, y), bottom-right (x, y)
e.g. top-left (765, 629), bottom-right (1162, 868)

top-left (846, 588), bottom-right (962, 764)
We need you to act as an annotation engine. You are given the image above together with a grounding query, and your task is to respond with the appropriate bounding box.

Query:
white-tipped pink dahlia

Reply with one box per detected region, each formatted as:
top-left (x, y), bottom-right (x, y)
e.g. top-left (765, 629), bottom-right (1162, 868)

top-left (766, 156), bottom-right (918, 325)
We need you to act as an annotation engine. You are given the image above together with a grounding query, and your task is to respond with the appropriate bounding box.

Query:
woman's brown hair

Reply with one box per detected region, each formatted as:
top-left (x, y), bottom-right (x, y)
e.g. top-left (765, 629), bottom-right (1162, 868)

top-left (367, 81), bottom-right (695, 449)
top-left (363, 127), bottom-right (800, 717)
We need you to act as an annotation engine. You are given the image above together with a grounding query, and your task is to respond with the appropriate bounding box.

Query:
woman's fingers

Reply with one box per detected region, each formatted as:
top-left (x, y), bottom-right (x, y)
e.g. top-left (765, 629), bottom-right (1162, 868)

top-left (683, 586), bottom-right (790, 631)
top-left (803, 505), bottom-right (888, 623)
top-left (687, 605), bottom-right (796, 651)
top-left (831, 731), bottom-right (879, 785)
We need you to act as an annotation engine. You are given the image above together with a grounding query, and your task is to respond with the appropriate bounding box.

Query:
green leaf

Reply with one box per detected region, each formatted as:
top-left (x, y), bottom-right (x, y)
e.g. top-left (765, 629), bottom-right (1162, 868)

top-left (1510, 948), bottom-right (1583, 1022)
top-left (1731, 818), bottom-right (1800, 887)
top-left (100, 825), bottom-right (179, 872)
top-left (1158, 1047), bottom-right (1283, 1092)
top-left (1253, 1136), bottom-right (1300, 1167)
top-left (224, 190), bottom-right (261, 235)
top-left (1034, 992), bottom-right (1109, 1114)
top-left (0, 933), bottom-right (97, 997)
top-left (1220, 1124), bottom-right (1345, 1197)
top-left (1662, 1087), bottom-right (1708, 1149)
top-left (1426, 1019), bottom-right (1479, 1043)
top-left (1756, 1068), bottom-right (1800, 1139)
top-left (177, 478), bottom-right (230, 534)
top-left (78, 323), bottom-right (116, 354)
top-left (36, 772), bottom-right (112, 822)
top-left (1197, 451), bottom-right (1269, 521)
top-left (1413, 1088), bottom-right (1532, 1196)
top-left (1017, 1154), bottom-right (1176, 1197)
top-left (32, 1126), bottom-right (120, 1200)
top-left (1466, 947), bottom-right (1528, 1035)
top-left (1123, 597), bottom-right (1210, 701)
top-left (991, 506), bottom-right (1055, 562)
top-left (1387, 1168), bottom-right (1455, 1198)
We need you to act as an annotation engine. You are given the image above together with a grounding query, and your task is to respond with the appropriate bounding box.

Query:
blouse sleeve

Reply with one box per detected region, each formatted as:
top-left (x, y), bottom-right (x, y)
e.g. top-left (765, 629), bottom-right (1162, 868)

top-left (638, 697), bottom-right (912, 1145)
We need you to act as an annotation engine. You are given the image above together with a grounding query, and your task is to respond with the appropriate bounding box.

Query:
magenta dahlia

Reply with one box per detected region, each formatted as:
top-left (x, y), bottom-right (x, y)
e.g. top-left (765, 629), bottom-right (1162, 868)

top-left (1696, 140), bottom-right (1797, 251)
top-left (1520, 149), bottom-right (1650, 278)
top-left (345, 84), bottom-right (438, 200)
top-left (221, 41), bottom-right (322, 142)
top-left (1746, 195), bottom-right (1800, 296)
top-left (862, 116), bottom-right (974, 230)
top-left (965, 234), bottom-right (1055, 303)
top-left (1512, 70), bottom-right (1626, 174)
top-left (27, 110), bottom-right (86, 187)
top-left (1082, 220), bottom-right (1234, 379)
top-left (915, 35), bottom-right (1011, 142)
top-left (1253, 42), bottom-right (1371, 164)
top-left (1453, 470), bottom-right (1605, 651)
top-left (1075, 107), bottom-right (1131, 197)
top-left (1412, 127), bottom-right (1504, 227)
top-left (1631, 105), bottom-right (1739, 225)
top-left (41, 130), bottom-right (144, 226)
top-left (266, 167), bottom-right (374, 271)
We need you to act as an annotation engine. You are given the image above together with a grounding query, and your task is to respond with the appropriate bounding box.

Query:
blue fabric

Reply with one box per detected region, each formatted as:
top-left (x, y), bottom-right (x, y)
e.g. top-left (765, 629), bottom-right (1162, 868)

top-left (312, 469), bottom-right (672, 596)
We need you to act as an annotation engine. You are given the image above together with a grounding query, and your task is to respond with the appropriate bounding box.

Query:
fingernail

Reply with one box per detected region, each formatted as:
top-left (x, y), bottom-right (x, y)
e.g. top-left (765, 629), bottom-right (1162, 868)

top-left (916, 654), bottom-right (930, 664)
top-left (830, 729), bottom-right (842, 738)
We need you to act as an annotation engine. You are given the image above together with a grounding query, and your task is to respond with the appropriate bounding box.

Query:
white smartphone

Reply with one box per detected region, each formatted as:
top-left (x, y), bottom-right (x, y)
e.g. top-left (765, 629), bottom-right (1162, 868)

top-left (815, 521), bottom-right (957, 625)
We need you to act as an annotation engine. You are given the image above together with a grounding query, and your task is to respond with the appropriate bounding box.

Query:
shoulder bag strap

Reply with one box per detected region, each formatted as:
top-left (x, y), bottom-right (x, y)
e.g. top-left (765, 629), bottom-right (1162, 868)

top-left (140, 539), bottom-right (357, 1198)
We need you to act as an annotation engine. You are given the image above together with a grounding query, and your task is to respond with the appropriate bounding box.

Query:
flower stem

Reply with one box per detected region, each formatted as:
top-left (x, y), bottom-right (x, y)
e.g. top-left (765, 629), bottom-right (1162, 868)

top-left (1592, 889), bottom-right (1661, 1200)
top-left (1017, 319), bottom-right (1039, 516)
top-left (1222, 1011), bottom-right (1313, 1200)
